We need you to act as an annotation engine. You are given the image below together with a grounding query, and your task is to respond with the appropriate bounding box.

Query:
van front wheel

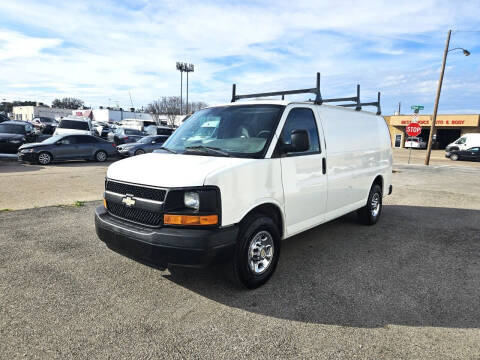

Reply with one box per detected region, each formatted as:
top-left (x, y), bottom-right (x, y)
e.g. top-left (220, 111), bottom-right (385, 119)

top-left (357, 184), bottom-right (382, 225)
top-left (231, 215), bottom-right (281, 289)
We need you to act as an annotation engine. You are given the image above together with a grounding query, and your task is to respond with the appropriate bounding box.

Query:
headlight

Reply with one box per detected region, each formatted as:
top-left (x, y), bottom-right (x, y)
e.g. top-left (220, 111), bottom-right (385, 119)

top-left (184, 192), bottom-right (200, 210)
top-left (21, 148), bottom-right (34, 153)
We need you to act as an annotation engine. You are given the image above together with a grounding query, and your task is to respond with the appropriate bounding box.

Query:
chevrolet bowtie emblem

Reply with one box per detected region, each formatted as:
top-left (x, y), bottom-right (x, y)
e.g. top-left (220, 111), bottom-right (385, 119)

top-left (122, 196), bottom-right (135, 207)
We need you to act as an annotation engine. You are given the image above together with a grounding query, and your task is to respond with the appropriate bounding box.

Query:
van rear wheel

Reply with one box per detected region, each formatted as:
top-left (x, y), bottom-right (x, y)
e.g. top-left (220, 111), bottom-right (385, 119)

top-left (230, 214), bottom-right (280, 289)
top-left (357, 184), bottom-right (382, 225)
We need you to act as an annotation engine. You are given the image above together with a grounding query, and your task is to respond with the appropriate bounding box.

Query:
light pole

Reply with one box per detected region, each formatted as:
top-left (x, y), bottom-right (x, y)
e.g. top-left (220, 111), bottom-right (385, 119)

top-left (184, 63), bottom-right (194, 114)
top-left (176, 62), bottom-right (195, 115)
top-left (176, 62), bottom-right (184, 115)
top-left (424, 30), bottom-right (470, 165)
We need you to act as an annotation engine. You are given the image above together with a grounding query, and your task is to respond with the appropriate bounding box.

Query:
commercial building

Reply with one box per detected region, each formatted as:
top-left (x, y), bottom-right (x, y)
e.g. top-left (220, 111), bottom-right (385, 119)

top-left (74, 108), bottom-right (154, 124)
top-left (385, 114), bottom-right (480, 149)
top-left (12, 105), bottom-right (75, 121)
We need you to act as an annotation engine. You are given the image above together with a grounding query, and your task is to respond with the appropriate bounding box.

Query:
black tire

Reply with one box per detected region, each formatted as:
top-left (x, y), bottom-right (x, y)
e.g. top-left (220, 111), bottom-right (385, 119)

top-left (357, 184), bottom-right (383, 225)
top-left (95, 150), bottom-right (108, 162)
top-left (134, 149), bottom-right (145, 156)
top-left (450, 153), bottom-right (459, 161)
top-left (37, 151), bottom-right (52, 165)
top-left (231, 214), bottom-right (281, 289)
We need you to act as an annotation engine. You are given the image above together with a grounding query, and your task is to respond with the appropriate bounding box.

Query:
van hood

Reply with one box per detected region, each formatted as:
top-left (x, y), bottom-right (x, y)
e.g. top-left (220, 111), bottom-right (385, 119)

top-left (107, 152), bottom-right (254, 188)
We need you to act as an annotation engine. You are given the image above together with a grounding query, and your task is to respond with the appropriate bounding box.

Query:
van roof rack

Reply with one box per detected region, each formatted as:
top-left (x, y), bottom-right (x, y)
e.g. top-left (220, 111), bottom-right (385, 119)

top-left (230, 72), bottom-right (382, 115)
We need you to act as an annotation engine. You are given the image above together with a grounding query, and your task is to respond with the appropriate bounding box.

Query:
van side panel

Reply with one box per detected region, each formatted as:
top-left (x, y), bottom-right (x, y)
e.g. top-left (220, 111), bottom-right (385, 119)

top-left (204, 159), bottom-right (285, 234)
top-left (316, 106), bottom-right (392, 217)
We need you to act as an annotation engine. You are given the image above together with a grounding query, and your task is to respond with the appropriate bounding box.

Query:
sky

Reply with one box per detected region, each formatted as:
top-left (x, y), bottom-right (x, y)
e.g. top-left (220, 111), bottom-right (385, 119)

top-left (0, 0), bottom-right (479, 115)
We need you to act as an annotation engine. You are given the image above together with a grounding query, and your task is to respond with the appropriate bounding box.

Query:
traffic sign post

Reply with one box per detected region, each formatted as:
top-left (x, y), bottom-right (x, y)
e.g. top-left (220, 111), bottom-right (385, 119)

top-left (406, 121), bottom-right (422, 164)
top-left (410, 105), bottom-right (424, 110)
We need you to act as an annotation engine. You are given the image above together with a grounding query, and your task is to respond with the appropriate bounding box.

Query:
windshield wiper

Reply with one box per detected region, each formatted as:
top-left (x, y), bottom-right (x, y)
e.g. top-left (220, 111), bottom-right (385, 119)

top-left (185, 145), bottom-right (231, 157)
top-left (158, 147), bottom-right (177, 154)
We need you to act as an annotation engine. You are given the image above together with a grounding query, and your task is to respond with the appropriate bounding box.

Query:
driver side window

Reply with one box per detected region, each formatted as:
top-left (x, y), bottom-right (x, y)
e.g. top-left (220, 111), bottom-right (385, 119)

top-left (278, 108), bottom-right (320, 156)
top-left (59, 136), bottom-right (76, 145)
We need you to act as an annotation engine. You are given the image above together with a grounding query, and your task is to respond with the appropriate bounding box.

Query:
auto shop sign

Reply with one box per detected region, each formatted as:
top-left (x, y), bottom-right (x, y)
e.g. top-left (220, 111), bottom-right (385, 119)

top-left (406, 122), bottom-right (421, 137)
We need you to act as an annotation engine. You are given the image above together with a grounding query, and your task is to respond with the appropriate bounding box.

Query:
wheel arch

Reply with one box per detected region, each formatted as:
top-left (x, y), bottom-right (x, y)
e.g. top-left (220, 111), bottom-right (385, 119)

top-left (372, 174), bottom-right (384, 194)
top-left (238, 202), bottom-right (285, 239)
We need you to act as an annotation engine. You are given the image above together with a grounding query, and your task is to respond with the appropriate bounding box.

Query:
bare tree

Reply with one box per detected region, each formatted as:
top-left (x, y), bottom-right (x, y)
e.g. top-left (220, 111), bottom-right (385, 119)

top-left (145, 101), bottom-right (161, 124)
top-left (189, 101), bottom-right (208, 112)
top-left (147, 97), bottom-right (208, 126)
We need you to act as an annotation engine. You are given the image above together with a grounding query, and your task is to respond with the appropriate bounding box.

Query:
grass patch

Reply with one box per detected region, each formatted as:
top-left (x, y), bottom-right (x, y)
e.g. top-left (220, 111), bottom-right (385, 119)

top-left (0, 208), bottom-right (12, 212)
top-left (74, 201), bottom-right (85, 207)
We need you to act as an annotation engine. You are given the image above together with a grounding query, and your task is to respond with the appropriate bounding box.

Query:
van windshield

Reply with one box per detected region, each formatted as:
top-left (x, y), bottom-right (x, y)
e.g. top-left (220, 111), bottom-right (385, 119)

top-left (161, 105), bottom-right (285, 158)
top-left (58, 120), bottom-right (89, 130)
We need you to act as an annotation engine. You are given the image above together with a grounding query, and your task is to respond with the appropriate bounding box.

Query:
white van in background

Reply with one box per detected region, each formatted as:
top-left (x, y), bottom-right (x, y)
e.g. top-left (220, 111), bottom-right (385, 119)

top-left (445, 133), bottom-right (480, 153)
top-left (95, 74), bottom-right (392, 289)
top-left (54, 117), bottom-right (94, 136)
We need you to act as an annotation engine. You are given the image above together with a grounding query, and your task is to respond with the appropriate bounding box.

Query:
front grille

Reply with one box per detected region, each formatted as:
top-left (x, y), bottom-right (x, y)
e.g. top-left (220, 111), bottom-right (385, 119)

top-left (107, 201), bottom-right (162, 227)
top-left (106, 180), bottom-right (166, 202)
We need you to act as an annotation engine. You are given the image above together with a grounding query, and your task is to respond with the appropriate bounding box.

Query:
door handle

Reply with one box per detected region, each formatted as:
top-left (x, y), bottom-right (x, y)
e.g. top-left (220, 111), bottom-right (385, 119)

top-left (322, 157), bottom-right (326, 175)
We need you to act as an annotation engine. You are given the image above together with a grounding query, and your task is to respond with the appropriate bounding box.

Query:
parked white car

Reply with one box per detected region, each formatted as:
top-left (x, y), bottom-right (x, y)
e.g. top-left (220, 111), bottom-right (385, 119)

top-left (404, 136), bottom-right (427, 149)
top-left (54, 117), bottom-right (94, 136)
top-left (445, 133), bottom-right (480, 154)
top-left (95, 75), bottom-right (392, 289)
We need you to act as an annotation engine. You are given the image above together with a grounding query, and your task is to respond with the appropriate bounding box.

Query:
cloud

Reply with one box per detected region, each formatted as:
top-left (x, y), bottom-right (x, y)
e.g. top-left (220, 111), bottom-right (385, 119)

top-left (0, 0), bottom-right (479, 114)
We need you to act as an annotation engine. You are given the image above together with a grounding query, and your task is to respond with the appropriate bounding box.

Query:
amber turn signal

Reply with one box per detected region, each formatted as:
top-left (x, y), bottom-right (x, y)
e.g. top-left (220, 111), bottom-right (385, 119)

top-left (164, 214), bottom-right (218, 226)
top-left (103, 198), bottom-right (107, 208)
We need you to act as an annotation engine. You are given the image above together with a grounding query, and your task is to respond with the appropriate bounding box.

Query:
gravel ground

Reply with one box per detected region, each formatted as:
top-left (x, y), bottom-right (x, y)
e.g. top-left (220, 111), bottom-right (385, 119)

top-left (1, 165), bottom-right (480, 359)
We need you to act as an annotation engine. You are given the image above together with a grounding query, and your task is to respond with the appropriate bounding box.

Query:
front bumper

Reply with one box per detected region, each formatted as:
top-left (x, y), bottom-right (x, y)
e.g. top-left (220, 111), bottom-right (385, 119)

top-left (17, 152), bottom-right (36, 162)
top-left (95, 206), bottom-right (238, 269)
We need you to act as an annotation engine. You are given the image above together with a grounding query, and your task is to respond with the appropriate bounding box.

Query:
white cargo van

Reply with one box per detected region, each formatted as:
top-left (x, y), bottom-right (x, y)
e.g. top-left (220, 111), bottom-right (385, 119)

top-left (54, 117), bottom-right (94, 136)
top-left (95, 74), bottom-right (392, 288)
top-left (445, 133), bottom-right (480, 153)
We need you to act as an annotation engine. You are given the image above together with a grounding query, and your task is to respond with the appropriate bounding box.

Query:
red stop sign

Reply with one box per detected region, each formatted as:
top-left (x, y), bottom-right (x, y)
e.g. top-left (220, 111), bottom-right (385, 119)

top-left (406, 122), bottom-right (421, 137)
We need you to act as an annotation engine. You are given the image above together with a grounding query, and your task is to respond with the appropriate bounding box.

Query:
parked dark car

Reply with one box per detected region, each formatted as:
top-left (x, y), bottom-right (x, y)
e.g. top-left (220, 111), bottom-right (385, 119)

top-left (31, 117), bottom-right (58, 135)
top-left (92, 121), bottom-right (112, 139)
top-left (0, 113), bottom-right (10, 123)
top-left (0, 121), bottom-right (36, 154)
top-left (116, 135), bottom-right (170, 157)
top-left (156, 126), bottom-right (174, 136)
top-left (18, 134), bottom-right (117, 165)
top-left (448, 147), bottom-right (480, 162)
top-left (109, 128), bottom-right (145, 145)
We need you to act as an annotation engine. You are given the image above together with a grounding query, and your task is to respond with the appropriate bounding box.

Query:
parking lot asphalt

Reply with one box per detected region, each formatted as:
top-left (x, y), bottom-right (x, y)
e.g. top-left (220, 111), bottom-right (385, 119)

top-left (1, 148), bottom-right (479, 211)
top-left (1, 165), bottom-right (479, 359)
top-left (0, 160), bottom-right (111, 210)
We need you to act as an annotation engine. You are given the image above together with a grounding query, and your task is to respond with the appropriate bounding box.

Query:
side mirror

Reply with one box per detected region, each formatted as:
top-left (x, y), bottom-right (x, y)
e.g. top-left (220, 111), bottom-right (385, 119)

top-left (284, 129), bottom-right (309, 153)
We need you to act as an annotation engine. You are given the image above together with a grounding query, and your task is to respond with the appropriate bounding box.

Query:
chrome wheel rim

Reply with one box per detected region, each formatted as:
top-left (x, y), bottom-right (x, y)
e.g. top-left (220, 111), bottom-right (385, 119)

top-left (136, 150), bottom-right (144, 155)
top-left (38, 153), bottom-right (50, 164)
top-left (371, 193), bottom-right (381, 217)
top-left (97, 151), bottom-right (107, 161)
top-left (248, 230), bottom-right (274, 275)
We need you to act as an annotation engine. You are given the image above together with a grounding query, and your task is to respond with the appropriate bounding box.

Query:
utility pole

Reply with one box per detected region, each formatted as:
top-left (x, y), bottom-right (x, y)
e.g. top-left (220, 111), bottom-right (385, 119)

top-left (425, 30), bottom-right (451, 165)
top-left (398, 102), bottom-right (401, 115)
